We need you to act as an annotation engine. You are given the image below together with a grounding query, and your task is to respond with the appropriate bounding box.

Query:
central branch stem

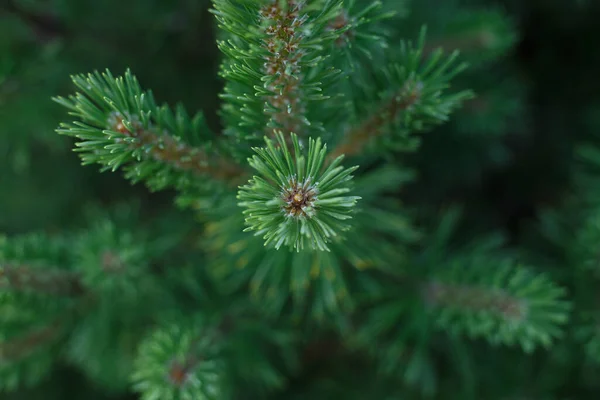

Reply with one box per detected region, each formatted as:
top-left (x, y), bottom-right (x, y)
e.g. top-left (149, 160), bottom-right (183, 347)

top-left (260, 1), bottom-right (308, 137)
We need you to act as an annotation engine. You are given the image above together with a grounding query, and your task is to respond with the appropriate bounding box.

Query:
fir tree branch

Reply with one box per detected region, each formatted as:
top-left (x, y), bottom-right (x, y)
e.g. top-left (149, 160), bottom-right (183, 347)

top-left (0, 263), bottom-right (84, 297)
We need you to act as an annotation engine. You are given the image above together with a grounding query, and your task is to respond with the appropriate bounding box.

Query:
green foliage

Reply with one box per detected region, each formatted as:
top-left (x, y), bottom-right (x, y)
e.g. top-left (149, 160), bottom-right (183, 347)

top-left (53, 70), bottom-right (224, 193)
top-left (0, 206), bottom-right (188, 393)
top-left (132, 319), bottom-right (223, 400)
top-left (427, 259), bottom-right (570, 351)
top-left (238, 132), bottom-right (360, 251)
top-left (0, 234), bottom-right (75, 390)
top-left (212, 0), bottom-right (346, 148)
top-left (5, 0), bottom-right (600, 399)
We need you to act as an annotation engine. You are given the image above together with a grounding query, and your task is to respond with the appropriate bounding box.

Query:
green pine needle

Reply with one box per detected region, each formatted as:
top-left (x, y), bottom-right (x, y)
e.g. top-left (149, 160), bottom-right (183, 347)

top-left (238, 132), bottom-right (360, 252)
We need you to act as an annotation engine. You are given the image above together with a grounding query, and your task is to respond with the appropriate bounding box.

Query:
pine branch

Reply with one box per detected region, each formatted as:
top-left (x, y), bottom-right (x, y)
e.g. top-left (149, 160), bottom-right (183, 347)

top-left (132, 312), bottom-right (295, 400)
top-left (259, 1), bottom-right (311, 137)
top-left (133, 321), bottom-right (208, 397)
top-left (213, 0), bottom-right (345, 147)
top-left (54, 70), bottom-right (246, 192)
top-left (329, 77), bottom-right (423, 159)
top-left (0, 234), bottom-right (83, 298)
top-left (105, 111), bottom-right (243, 182)
top-left (238, 131), bottom-right (360, 252)
top-left (203, 206), bottom-right (357, 319)
top-left (0, 1), bottom-right (508, 396)
top-left (204, 165), bottom-right (417, 319)
top-left (422, 259), bottom-right (570, 352)
top-left (330, 28), bottom-right (473, 159)
top-left (350, 214), bottom-right (571, 380)
top-left (0, 319), bottom-right (63, 362)
top-left (0, 302), bottom-right (70, 391)
top-left (0, 262), bottom-right (84, 297)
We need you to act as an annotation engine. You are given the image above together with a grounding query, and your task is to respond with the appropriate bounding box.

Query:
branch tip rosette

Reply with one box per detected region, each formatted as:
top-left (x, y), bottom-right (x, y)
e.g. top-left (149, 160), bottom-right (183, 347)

top-left (238, 131), bottom-right (361, 252)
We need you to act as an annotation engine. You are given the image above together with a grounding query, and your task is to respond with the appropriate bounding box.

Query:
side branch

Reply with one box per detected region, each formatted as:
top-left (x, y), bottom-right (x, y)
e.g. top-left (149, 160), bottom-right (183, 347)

top-left (417, 262), bottom-right (569, 351)
top-left (0, 263), bottom-right (84, 297)
top-left (423, 281), bottom-right (527, 321)
top-left (108, 112), bottom-right (244, 183)
top-left (0, 320), bottom-right (62, 361)
top-left (329, 79), bottom-right (422, 160)
top-left (54, 70), bottom-right (248, 190)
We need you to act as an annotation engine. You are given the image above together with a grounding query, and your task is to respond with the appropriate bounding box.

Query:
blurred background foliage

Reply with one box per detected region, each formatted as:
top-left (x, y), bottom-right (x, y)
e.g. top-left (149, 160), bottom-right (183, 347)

top-left (2, 0), bottom-right (600, 398)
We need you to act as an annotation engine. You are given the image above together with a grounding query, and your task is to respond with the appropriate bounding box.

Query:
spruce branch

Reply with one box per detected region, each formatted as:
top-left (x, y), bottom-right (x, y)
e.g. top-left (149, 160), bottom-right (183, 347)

top-left (238, 131), bottom-right (360, 252)
top-left (330, 28), bottom-right (473, 159)
top-left (54, 70), bottom-right (245, 192)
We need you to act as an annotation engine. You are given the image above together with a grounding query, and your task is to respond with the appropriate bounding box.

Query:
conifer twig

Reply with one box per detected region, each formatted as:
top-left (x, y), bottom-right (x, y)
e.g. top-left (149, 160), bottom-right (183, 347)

top-left (107, 112), bottom-right (245, 184)
top-left (260, 1), bottom-right (310, 137)
top-left (0, 263), bottom-right (84, 297)
top-left (238, 132), bottom-right (360, 252)
top-left (423, 281), bottom-right (527, 321)
top-left (55, 70), bottom-right (249, 191)
top-left (329, 79), bottom-right (423, 160)
top-left (0, 320), bottom-right (63, 361)
top-left (165, 320), bottom-right (228, 388)
top-left (420, 262), bottom-right (570, 351)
